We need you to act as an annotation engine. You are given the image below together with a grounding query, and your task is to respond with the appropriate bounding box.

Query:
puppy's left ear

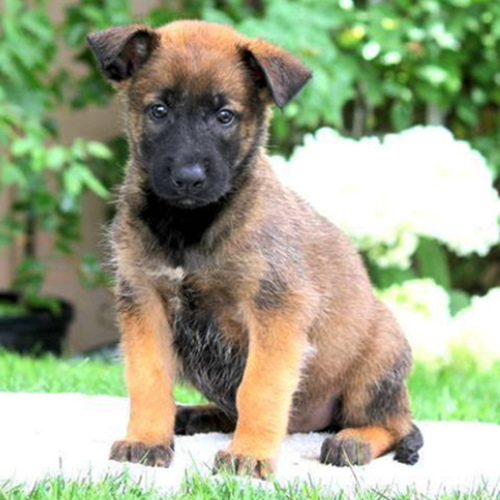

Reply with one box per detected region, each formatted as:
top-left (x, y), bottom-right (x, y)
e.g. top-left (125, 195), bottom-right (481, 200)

top-left (87, 24), bottom-right (158, 83)
top-left (242, 40), bottom-right (312, 108)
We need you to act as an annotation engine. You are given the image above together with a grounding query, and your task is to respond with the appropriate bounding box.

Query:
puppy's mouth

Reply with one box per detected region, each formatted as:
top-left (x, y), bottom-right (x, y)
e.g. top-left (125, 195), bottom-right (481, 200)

top-left (146, 170), bottom-right (231, 210)
top-left (174, 197), bottom-right (202, 209)
top-left (155, 192), bottom-right (218, 210)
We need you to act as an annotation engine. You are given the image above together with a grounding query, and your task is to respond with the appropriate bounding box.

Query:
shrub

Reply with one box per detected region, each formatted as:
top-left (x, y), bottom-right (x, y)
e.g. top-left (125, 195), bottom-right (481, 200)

top-left (66, 0), bottom-right (500, 178)
top-left (272, 126), bottom-right (500, 271)
top-left (380, 280), bottom-right (500, 366)
top-left (0, 0), bottom-right (110, 308)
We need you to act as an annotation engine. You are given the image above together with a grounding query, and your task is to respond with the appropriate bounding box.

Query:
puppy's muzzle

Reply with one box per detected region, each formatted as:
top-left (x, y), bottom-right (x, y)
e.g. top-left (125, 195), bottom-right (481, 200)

top-left (171, 163), bottom-right (206, 195)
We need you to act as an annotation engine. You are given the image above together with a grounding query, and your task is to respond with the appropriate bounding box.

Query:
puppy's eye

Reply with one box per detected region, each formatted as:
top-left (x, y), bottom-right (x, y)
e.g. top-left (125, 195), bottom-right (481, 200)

top-left (216, 109), bottom-right (235, 125)
top-left (149, 103), bottom-right (169, 120)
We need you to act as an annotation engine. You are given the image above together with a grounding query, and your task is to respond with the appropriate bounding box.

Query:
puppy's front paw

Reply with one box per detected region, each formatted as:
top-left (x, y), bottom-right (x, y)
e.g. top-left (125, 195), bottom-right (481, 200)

top-left (213, 450), bottom-right (275, 479)
top-left (109, 439), bottom-right (174, 467)
top-left (320, 435), bottom-right (372, 467)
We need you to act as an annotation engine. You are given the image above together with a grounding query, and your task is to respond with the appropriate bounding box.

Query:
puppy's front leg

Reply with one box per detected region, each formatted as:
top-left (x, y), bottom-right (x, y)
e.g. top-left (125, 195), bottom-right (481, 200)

top-left (110, 290), bottom-right (176, 467)
top-left (214, 312), bottom-right (307, 479)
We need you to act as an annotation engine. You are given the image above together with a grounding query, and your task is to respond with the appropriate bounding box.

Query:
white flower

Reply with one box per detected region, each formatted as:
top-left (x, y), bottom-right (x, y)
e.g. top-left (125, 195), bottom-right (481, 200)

top-left (378, 279), bottom-right (454, 361)
top-left (452, 288), bottom-right (500, 368)
top-left (271, 126), bottom-right (500, 269)
top-left (378, 281), bottom-right (500, 364)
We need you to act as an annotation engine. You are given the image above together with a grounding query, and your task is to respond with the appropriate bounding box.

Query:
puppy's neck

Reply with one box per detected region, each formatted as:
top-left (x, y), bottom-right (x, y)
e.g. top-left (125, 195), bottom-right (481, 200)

top-left (134, 153), bottom-right (269, 267)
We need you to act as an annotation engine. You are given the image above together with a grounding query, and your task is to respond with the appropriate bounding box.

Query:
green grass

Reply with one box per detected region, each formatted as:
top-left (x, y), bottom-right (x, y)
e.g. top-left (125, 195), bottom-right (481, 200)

top-left (0, 473), bottom-right (498, 500)
top-left (0, 351), bottom-right (204, 404)
top-left (1, 350), bottom-right (499, 423)
top-left (409, 354), bottom-right (500, 423)
top-left (0, 350), bottom-right (499, 499)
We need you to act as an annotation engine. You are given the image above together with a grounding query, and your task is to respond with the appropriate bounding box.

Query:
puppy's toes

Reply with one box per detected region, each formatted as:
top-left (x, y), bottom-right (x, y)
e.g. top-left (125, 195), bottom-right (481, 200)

top-left (320, 435), bottom-right (372, 467)
top-left (213, 449), bottom-right (274, 480)
top-left (110, 439), bottom-right (174, 467)
top-left (394, 423), bottom-right (423, 465)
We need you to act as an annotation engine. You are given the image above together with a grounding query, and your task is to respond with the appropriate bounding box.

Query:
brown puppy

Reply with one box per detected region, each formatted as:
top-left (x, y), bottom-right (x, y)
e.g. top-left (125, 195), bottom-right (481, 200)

top-left (87, 20), bottom-right (423, 478)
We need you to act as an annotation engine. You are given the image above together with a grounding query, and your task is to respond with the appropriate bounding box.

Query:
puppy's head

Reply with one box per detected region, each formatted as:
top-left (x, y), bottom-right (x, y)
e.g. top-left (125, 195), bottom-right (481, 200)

top-left (88, 21), bottom-right (311, 209)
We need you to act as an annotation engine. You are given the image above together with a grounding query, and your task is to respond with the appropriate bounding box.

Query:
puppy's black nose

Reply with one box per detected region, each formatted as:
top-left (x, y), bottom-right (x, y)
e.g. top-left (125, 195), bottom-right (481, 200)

top-left (171, 163), bottom-right (206, 193)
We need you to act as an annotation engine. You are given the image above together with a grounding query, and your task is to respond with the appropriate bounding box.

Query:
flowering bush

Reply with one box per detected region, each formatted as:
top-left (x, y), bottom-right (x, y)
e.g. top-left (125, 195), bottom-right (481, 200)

top-left (379, 280), bottom-right (500, 366)
top-left (452, 288), bottom-right (500, 367)
top-left (272, 126), bottom-right (500, 269)
top-left (0, 1), bottom-right (111, 309)
top-left (378, 279), bottom-right (454, 361)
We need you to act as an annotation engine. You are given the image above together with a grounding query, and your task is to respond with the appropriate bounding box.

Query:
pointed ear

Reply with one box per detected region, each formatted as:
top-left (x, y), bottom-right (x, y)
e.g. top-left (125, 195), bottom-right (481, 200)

top-left (87, 25), bottom-right (159, 82)
top-left (241, 40), bottom-right (312, 108)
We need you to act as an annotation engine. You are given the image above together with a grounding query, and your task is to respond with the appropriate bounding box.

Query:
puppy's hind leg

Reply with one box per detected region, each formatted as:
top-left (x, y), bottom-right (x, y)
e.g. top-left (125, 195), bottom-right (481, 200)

top-left (320, 425), bottom-right (397, 466)
top-left (175, 404), bottom-right (236, 435)
top-left (320, 339), bottom-right (420, 466)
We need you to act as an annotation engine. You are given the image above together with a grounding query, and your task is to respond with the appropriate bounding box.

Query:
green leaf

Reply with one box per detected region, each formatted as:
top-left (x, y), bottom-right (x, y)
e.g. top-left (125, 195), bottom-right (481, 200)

top-left (418, 65), bottom-right (450, 86)
top-left (1, 162), bottom-right (27, 186)
top-left (415, 238), bottom-right (452, 289)
top-left (75, 164), bottom-right (109, 199)
top-left (86, 141), bottom-right (112, 160)
top-left (46, 146), bottom-right (68, 170)
top-left (63, 167), bottom-right (82, 197)
top-left (11, 137), bottom-right (36, 157)
top-left (71, 139), bottom-right (87, 160)
top-left (449, 290), bottom-right (471, 316)
top-left (365, 258), bottom-right (417, 289)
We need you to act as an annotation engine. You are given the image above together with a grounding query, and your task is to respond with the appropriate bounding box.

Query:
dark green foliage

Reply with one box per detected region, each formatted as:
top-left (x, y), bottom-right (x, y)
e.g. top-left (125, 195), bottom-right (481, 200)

top-left (65, 0), bottom-right (500, 301)
top-left (2, 0), bottom-right (499, 310)
top-left (0, 0), bottom-right (112, 309)
top-left (66, 0), bottom-right (500, 175)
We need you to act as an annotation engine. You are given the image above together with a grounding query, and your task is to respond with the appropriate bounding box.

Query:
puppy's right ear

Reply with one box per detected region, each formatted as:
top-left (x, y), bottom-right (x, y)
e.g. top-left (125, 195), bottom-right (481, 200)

top-left (87, 25), bottom-right (158, 82)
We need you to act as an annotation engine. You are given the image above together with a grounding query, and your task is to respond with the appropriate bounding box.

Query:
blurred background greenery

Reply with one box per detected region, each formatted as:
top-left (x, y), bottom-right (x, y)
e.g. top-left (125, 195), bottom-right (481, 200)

top-left (0, 0), bottom-right (499, 357)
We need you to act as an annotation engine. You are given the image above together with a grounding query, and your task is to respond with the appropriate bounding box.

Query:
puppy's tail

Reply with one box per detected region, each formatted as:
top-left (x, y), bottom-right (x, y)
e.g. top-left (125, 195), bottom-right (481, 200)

top-left (393, 423), bottom-right (423, 465)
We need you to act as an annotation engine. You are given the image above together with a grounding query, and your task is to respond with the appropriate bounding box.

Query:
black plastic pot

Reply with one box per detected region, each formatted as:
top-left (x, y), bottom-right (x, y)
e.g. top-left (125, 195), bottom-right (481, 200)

top-left (0, 292), bottom-right (73, 355)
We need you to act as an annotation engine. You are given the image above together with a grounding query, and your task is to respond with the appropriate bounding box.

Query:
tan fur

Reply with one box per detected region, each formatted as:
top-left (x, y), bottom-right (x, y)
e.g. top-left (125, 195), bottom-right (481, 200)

top-left (119, 296), bottom-right (176, 447)
top-left (230, 309), bottom-right (310, 459)
top-left (336, 427), bottom-right (396, 460)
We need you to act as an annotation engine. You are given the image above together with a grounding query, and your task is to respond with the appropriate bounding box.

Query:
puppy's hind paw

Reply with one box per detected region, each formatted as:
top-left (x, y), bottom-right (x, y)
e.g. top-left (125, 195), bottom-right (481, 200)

top-left (320, 435), bottom-right (372, 467)
top-left (394, 423), bottom-right (423, 465)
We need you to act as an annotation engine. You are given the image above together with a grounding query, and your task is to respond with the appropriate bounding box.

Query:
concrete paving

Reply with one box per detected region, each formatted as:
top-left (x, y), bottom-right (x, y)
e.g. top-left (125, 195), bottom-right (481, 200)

top-left (1, 393), bottom-right (499, 497)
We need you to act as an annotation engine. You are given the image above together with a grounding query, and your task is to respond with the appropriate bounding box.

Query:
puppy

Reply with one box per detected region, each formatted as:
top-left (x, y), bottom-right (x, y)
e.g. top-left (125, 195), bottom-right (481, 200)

top-left (87, 20), bottom-right (423, 478)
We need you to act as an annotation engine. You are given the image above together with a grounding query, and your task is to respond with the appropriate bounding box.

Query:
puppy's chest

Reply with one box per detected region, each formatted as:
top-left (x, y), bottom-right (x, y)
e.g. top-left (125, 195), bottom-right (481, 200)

top-left (152, 265), bottom-right (247, 416)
